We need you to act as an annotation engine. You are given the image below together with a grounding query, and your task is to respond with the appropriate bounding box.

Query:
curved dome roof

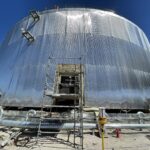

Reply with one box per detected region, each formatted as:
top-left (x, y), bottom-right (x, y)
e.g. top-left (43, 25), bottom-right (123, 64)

top-left (0, 8), bottom-right (150, 109)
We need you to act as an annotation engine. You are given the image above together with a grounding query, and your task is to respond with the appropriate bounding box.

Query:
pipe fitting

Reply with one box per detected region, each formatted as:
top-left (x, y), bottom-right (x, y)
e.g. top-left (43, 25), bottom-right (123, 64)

top-left (26, 109), bottom-right (37, 121)
top-left (137, 111), bottom-right (145, 118)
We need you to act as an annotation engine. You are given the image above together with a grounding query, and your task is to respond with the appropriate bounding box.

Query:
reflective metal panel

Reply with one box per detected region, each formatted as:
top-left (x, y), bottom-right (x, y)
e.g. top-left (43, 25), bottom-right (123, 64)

top-left (0, 8), bottom-right (150, 109)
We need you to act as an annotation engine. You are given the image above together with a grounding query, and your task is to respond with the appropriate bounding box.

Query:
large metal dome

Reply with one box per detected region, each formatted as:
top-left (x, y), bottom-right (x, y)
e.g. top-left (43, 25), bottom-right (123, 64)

top-left (0, 8), bottom-right (150, 109)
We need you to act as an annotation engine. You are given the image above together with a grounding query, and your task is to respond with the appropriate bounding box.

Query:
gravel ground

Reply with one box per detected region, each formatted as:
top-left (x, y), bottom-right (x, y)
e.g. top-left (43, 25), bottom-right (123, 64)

top-left (1, 129), bottom-right (150, 150)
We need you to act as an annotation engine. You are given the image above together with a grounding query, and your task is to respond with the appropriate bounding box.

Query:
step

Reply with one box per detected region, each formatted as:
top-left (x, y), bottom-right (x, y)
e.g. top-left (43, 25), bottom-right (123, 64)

top-left (43, 105), bottom-right (80, 108)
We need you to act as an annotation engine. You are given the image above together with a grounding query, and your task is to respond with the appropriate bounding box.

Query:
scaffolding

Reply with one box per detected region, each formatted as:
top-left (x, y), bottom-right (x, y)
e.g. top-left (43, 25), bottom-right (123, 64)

top-left (37, 57), bottom-right (84, 149)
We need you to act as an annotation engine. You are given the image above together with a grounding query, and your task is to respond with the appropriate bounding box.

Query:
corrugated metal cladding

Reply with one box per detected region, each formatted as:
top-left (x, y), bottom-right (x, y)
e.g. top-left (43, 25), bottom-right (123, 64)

top-left (0, 8), bottom-right (150, 109)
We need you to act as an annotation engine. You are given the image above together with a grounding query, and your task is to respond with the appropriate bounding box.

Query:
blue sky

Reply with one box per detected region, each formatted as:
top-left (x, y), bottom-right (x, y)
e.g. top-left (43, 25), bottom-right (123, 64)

top-left (0, 0), bottom-right (150, 43)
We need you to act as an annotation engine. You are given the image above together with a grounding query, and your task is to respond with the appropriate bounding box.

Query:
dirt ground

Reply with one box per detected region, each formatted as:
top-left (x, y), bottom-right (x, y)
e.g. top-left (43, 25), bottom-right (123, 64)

top-left (0, 128), bottom-right (150, 150)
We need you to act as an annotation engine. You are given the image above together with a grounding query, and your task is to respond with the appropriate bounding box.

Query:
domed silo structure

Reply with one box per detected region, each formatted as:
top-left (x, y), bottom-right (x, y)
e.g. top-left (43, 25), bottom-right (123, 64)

top-left (0, 8), bottom-right (150, 110)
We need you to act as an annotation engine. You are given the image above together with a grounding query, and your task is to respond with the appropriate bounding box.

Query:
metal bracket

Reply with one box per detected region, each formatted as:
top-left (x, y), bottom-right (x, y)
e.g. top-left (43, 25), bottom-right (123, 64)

top-left (21, 28), bottom-right (35, 42)
top-left (30, 10), bottom-right (40, 21)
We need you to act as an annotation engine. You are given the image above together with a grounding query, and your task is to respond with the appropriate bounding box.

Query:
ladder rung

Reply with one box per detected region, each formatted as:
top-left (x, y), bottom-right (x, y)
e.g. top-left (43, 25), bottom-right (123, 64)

top-left (43, 105), bottom-right (80, 108)
top-left (44, 92), bottom-right (80, 99)
top-left (38, 131), bottom-right (69, 134)
top-left (59, 83), bottom-right (79, 87)
top-left (40, 117), bottom-right (78, 121)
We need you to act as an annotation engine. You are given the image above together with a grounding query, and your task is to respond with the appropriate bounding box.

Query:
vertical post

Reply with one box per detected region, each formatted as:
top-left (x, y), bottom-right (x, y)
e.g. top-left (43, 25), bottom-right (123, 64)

top-left (101, 127), bottom-right (105, 150)
top-left (99, 107), bottom-right (107, 150)
top-left (73, 98), bottom-right (76, 147)
top-left (137, 111), bottom-right (144, 131)
top-left (73, 65), bottom-right (77, 148)
top-left (80, 58), bottom-right (84, 150)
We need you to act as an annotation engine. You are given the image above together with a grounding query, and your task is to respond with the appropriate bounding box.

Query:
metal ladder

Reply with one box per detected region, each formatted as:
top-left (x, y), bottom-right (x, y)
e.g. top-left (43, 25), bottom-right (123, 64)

top-left (36, 58), bottom-right (84, 149)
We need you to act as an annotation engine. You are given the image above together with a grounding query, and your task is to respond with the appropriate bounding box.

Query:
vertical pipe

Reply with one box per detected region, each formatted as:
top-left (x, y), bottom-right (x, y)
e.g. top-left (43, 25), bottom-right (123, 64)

top-left (99, 107), bottom-right (107, 150)
top-left (73, 100), bottom-right (76, 148)
top-left (80, 59), bottom-right (84, 150)
top-left (101, 125), bottom-right (105, 150)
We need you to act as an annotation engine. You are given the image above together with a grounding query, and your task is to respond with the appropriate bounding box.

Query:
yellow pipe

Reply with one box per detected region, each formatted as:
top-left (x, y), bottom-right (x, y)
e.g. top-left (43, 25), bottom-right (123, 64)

top-left (101, 125), bottom-right (105, 150)
top-left (99, 117), bottom-right (107, 150)
top-left (99, 108), bottom-right (107, 150)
